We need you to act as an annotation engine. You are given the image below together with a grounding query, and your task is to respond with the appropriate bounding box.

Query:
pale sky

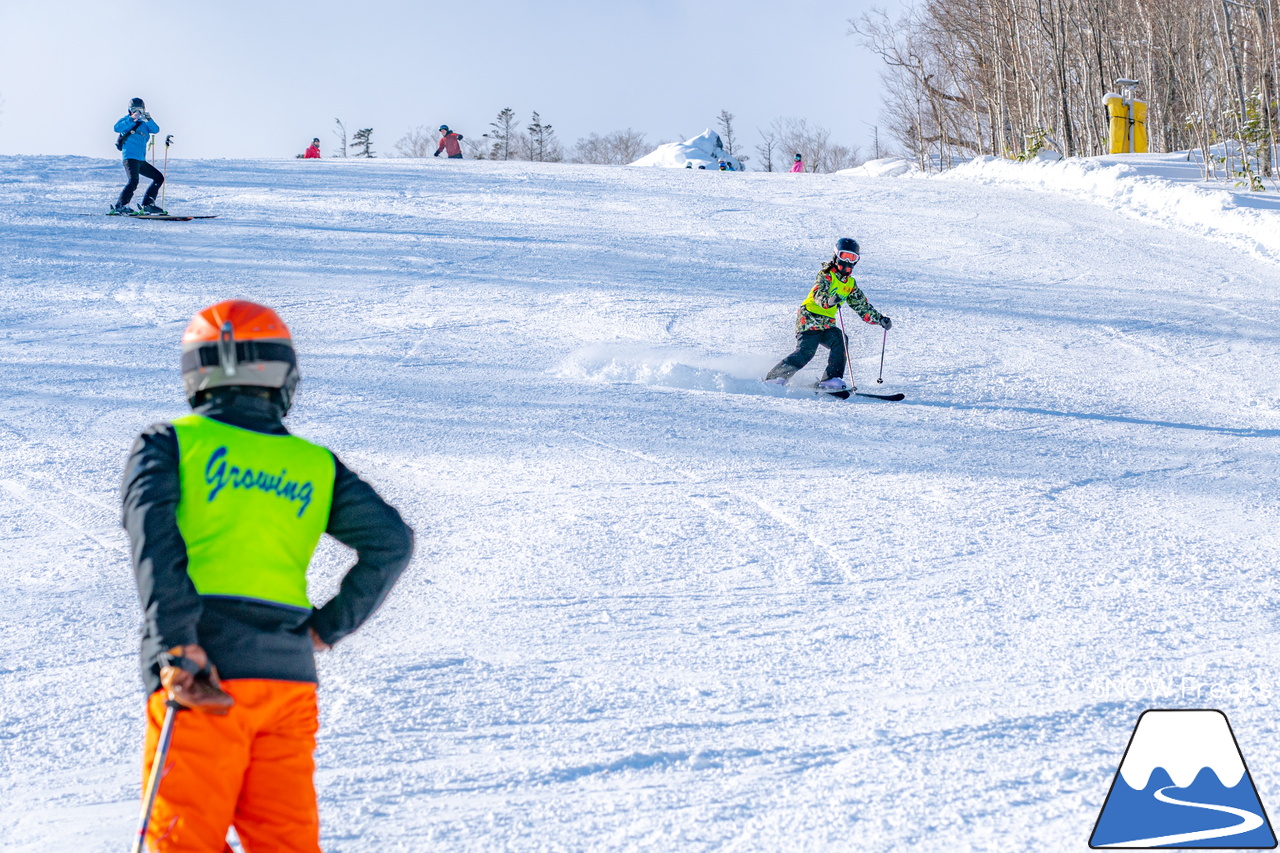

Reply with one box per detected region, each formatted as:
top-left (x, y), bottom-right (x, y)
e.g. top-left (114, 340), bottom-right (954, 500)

top-left (0, 0), bottom-right (903, 162)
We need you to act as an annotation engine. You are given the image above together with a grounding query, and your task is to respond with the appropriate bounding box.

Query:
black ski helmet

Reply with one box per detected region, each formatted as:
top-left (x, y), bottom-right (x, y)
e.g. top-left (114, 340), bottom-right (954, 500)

top-left (834, 237), bottom-right (860, 269)
top-left (439, 125), bottom-right (450, 132)
top-left (130, 97), bottom-right (146, 111)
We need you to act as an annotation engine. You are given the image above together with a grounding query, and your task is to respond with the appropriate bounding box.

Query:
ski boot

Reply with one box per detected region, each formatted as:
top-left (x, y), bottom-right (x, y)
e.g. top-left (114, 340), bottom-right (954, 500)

top-left (138, 202), bottom-right (168, 215)
top-left (817, 377), bottom-right (852, 392)
top-left (109, 203), bottom-right (134, 216)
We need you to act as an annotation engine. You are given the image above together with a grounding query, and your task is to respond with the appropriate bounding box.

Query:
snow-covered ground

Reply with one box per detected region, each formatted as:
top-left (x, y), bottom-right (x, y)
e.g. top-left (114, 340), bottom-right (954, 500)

top-left (1, 152), bottom-right (1279, 851)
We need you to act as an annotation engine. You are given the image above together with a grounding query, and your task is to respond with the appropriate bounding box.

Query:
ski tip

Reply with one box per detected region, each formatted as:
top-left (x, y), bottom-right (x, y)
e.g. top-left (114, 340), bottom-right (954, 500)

top-left (854, 392), bottom-right (905, 401)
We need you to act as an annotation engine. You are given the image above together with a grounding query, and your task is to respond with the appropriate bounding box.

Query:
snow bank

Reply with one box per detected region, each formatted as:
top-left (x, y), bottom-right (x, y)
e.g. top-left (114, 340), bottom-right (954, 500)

top-left (837, 157), bottom-right (920, 178)
top-left (936, 152), bottom-right (1280, 265)
top-left (630, 129), bottom-right (743, 171)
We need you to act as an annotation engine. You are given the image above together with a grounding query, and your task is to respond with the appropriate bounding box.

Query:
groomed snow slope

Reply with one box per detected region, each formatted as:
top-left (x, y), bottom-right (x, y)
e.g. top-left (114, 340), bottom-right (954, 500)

top-left (1, 154), bottom-right (1279, 851)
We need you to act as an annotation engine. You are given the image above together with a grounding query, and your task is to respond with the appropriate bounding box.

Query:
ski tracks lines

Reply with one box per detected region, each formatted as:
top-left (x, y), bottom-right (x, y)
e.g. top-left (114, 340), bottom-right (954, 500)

top-left (571, 433), bottom-right (856, 587)
top-left (0, 477), bottom-right (122, 555)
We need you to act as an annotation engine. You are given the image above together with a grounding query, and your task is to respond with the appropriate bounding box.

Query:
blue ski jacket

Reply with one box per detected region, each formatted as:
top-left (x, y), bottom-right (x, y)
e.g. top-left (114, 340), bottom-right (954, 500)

top-left (114, 115), bottom-right (160, 161)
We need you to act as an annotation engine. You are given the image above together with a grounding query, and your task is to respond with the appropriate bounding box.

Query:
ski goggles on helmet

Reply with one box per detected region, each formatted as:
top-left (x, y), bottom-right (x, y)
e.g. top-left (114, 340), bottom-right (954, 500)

top-left (836, 250), bottom-right (859, 266)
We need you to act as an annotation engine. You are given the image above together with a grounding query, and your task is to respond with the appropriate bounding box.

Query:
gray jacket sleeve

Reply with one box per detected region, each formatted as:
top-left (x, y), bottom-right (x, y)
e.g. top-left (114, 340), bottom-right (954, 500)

top-left (307, 457), bottom-right (415, 645)
top-left (121, 424), bottom-right (202, 651)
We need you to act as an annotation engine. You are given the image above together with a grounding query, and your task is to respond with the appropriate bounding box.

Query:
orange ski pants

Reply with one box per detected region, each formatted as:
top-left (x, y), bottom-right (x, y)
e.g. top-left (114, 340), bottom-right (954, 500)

top-left (142, 680), bottom-right (320, 853)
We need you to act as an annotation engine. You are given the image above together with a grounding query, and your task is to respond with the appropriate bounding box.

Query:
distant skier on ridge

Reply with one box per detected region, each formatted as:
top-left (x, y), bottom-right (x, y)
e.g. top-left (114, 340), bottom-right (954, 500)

top-left (434, 125), bottom-right (465, 158)
top-left (112, 97), bottom-right (165, 215)
top-left (765, 237), bottom-right (892, 391)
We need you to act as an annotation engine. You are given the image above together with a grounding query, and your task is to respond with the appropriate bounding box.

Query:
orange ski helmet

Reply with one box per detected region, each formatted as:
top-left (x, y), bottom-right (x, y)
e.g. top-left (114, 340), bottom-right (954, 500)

top-left (180, 300), bottom-right (300, 410)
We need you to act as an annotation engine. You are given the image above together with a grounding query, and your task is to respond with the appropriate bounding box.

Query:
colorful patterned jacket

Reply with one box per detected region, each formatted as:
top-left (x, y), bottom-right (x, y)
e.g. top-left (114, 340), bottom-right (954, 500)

top-left (795, 262), bottom-right (884, 334)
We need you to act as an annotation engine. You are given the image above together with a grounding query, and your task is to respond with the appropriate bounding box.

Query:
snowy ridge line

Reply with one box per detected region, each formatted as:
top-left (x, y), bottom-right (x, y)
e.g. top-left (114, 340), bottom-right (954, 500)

top-left (932, 154), bottom-right (1280, 267)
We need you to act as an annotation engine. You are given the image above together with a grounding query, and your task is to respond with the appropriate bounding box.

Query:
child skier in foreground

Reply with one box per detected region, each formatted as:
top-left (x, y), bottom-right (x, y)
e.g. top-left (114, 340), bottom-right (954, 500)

top-left (765, 237), bottom-right (892, 391)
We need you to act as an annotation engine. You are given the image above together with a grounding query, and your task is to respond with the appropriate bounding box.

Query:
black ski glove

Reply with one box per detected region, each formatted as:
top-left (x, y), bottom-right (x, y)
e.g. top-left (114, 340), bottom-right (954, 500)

top-left (879, 316), bottom-right (893, 330)
top-left (433, 151), bottom-right (439, 157)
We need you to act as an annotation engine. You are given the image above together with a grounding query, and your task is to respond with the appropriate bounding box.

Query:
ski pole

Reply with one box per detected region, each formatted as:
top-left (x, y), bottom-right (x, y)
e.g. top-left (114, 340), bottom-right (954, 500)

top-left (161, 135), bottom-right (173, 207)
top-left (132, 699), bottom-right (182, 853)
top-left (876, 327), bottom-right (888, 384)
top-left (836, 305), bottom-right (857, 392)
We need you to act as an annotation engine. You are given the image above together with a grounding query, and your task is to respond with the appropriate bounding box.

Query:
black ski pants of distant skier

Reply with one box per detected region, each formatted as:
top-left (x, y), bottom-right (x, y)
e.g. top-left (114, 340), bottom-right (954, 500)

top-left (766, 327), bottom-right (847, 382)
top-left (117, 158), bottom-right (164, 207)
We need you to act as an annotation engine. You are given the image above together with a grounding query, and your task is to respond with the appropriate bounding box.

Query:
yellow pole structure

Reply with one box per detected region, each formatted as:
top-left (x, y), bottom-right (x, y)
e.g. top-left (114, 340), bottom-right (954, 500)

top-left (1105, 95), bottom-right (1129, 154)
top-left (1106, 79), bottom-right (1146, 155)
top-left (1131, 100), bottom-right (1149, 153)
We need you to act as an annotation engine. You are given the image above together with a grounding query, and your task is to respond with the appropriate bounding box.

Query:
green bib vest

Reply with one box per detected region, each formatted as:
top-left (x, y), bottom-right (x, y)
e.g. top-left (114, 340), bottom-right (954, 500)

top-left (801, 272), bottom-right (856, 318)
top-left (172, 414), bottom-right (335, 610)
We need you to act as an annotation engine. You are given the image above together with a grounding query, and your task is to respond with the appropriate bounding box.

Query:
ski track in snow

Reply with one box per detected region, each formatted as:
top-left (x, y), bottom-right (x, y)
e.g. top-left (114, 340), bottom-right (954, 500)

top-left (2, 154), bottom-right (1280, 851)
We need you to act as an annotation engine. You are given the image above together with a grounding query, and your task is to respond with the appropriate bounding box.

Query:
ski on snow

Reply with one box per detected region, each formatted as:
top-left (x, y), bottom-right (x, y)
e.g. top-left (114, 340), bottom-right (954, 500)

top-left (83, 213), bottom-right (219, 221)
top-left (816, 389), bottom-right (905, 401)
top-left (775, 382), bottom-right (905, 402)
top-left (128, 213), bottom-right (218, 221)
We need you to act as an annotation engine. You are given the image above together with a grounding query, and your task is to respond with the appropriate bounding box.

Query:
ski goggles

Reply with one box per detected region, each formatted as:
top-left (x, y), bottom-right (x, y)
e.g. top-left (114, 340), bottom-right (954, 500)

top-left (836, 250), bottom-right (860, 265)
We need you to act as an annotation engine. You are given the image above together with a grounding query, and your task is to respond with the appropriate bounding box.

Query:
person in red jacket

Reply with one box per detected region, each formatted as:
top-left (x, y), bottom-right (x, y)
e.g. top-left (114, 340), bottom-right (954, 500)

top-left (434, 125), bottom-right (464, 158)
top-left (303, 138), bottom-right (321, 159)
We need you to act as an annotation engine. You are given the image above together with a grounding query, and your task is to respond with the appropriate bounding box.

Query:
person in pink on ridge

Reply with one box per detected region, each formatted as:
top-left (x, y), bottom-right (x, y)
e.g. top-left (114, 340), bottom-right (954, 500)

top-left (303, 138), bottom-right (321, 159)
top-left (790, 153), bottom-right (804, 173)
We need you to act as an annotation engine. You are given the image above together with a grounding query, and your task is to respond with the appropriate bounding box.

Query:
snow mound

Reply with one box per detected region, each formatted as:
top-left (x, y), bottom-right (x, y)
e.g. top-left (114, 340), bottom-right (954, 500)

top-left (557, 345), bottom-right (774, 396)
top-left (938, 152), bottom-right (1280, 265)
top-left (837, 157), bottom-right (920, 178)
top-left (630, 129), bottom-right (743, 171)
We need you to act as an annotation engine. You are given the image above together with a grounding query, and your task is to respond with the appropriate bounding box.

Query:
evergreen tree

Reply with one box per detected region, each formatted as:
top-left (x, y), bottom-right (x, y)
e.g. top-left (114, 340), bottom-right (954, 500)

top-left (485, 108), bottom-right (519, 160)
top-left (526, 112), bottom-right (563, 162)
top-left (351, 128), bottom-right (375, 158)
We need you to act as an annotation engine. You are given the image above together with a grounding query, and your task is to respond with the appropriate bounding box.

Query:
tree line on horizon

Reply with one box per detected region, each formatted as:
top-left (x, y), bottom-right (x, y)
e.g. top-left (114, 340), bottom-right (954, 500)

top-left (852, 0), bottom-right (1280, 184)
top-left (378, 108), bottom-right (868, 172)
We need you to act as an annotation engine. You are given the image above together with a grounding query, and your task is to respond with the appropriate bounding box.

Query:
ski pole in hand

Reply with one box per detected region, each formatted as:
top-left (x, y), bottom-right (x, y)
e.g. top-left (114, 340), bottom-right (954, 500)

top-left (161, 135), bottom-right (173, 207)
top-left (876, 327), bottom-right (887, 384)
top-left (836, 305), bottom-right (856, 392)
top-left (132, 699), bottom-right (182, 853)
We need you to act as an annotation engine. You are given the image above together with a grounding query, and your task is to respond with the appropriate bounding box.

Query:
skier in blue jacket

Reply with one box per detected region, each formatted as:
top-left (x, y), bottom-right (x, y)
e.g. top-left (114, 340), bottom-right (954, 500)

top-left (112, 97), bottom-right (165, 215)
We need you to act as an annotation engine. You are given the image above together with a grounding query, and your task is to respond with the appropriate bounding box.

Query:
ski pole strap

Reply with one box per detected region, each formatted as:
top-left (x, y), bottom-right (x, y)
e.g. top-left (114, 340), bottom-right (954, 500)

top-left (164, 647), bottom-right (214, 678)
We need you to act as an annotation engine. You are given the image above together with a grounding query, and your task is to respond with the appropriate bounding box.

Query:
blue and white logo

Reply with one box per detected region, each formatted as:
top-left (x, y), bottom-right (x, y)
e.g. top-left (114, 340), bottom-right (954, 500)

top-left (1091, 710), bottom-right (1276, 848)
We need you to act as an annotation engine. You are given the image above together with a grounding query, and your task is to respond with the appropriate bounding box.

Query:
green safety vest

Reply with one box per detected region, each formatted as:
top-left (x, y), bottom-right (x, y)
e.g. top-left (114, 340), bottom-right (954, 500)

top-left (801, 272), bottom-right (856, 319)
top-left (172, 414), bottom-right (335, 610)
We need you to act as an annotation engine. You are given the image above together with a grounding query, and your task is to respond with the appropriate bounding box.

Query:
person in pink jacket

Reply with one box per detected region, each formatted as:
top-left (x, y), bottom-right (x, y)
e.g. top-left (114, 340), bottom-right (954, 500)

top-left (790, 153), bottom-right (804, 173)
top-left (304, 138), bottom-right (321, 159)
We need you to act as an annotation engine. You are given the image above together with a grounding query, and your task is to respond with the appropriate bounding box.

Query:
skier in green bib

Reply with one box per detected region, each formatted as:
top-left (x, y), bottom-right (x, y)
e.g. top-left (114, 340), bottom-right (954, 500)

top-left (121, 299), bottom-right (414, 851)
top-left (765, 237), bottom-right (892, 391)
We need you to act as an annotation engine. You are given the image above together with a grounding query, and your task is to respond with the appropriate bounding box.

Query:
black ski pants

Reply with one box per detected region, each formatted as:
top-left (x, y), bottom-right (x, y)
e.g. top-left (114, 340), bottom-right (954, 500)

top-left (766, 327), bottom-right (847, 382)
top-left (117, 157), bottom-right (164, 206)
